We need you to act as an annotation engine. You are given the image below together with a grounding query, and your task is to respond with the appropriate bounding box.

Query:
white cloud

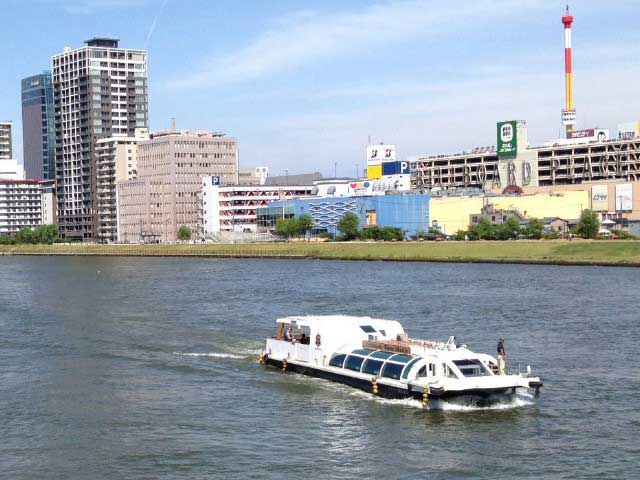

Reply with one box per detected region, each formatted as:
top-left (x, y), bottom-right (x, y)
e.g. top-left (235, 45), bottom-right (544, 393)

top-left (166, 0), bottom-right (551, 89)
top-left (237, 40), bottom-right (640, 175)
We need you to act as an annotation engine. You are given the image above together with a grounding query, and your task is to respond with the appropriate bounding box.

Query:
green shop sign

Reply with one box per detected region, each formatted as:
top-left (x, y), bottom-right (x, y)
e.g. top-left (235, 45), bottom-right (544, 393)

top-left (497, 121), bottom-right (517, 157)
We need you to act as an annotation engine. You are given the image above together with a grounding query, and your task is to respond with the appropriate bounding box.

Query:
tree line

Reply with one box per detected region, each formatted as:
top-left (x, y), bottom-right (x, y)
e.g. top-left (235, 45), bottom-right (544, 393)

top-left (449, 209), bottom-right (604, 241)
top-left (0, 225), bottom-right (59, 245)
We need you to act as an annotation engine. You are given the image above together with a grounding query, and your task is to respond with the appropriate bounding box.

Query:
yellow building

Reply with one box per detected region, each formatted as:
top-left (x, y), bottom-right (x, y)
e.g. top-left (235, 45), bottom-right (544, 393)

top-left (429, 191), bottom-right (589, 234)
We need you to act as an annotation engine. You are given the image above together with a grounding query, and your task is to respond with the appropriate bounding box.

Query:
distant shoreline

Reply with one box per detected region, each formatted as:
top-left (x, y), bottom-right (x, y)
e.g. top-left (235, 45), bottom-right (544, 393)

top-left (1, 240), bottom-right (639, 267)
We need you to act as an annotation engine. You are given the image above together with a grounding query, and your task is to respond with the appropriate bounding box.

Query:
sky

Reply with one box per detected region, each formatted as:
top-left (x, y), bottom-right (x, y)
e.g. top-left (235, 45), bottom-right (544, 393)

top-left (2, 0), bottom-right (640, 177)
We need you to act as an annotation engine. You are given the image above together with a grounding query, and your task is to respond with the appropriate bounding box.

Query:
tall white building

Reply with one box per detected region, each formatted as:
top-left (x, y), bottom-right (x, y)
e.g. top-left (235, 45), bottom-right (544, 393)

top-left (52, 38), bottom-right (148, 240)
top-left (95, 127), bottom-right (148, 242)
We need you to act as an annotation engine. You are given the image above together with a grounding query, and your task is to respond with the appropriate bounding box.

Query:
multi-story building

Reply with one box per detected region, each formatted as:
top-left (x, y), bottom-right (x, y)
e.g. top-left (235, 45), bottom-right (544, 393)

top-left (0, 179), bottom-right (56, 236)
top-left (21, 72), bottom-right (55, 179)
top-left (52, 37), bottom-right (147, 240)
top-left (95, 128), bottom-right (148, 242)
top-left (201, 182), bottom-right (315, 237)
top-left (0, 121), bottom-right (12, 160)
top-left (118, 130), bottom-right (238, 243)
top-left (410, 120), bottom-right (640, 191)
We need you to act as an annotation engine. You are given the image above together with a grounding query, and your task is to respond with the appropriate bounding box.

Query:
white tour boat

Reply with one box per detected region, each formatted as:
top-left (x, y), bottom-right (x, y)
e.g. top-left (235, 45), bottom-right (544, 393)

top-left (260, 315), bottom-right (542, 405)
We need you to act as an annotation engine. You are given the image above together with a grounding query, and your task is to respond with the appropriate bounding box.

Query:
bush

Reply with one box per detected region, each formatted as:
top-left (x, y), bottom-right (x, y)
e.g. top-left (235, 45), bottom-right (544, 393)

top-left (337, 213), bottom-right (360, 240)
top-left (0, 235), bottom-right (17, 245)
top-left (611, 229), bottom-right (637, 240)
top-left (177, 225), bottom-right (192, 241)
top-left (359, 226), bottom-right (404, 241)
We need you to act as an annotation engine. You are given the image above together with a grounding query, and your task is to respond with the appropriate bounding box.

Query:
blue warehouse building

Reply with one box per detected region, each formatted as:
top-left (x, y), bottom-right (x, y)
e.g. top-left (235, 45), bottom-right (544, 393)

top-left (257, 194), bottom-right (430, 237)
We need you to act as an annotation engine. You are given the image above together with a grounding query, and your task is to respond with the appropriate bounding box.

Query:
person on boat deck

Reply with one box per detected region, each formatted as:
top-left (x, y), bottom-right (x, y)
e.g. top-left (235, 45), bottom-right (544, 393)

top-left (497, 338), bottom-right (506, 375)
top-left (299, 332), bottom-right (307, 344)
top-left (284, 327), bottom-right (294, 342)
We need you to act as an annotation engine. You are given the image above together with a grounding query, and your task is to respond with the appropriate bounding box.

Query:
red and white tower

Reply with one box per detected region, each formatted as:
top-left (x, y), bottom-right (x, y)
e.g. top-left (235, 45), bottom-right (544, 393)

top-left (561, 5), bottom-right (576, 138)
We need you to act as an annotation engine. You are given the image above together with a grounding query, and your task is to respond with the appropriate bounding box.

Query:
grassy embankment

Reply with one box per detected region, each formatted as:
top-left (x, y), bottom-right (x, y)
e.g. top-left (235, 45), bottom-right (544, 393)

top-left (1, 240), bottom-right (640, 266)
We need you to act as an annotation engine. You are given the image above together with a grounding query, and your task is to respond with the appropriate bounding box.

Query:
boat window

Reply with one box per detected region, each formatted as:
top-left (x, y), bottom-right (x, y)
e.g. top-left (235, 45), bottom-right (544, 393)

top-left (401, 358), bottom-right (422, 379)
top-left (381, 362), bottom-right (404, 380)
top-left (329, 353), bottom-right (347, 368)
top-left (389, 354), bottom-right (413, 363)
top-left (417, 366), bottom-right (427, 378)
top-left (453, 359), bottom-right (491, 377)
top-left (359, 325), bottom-right (376, 333)
top-left (362, 359), bottom-right (383, 375)
top-left (351, 349), bottom-right (374, 356)
top-left (344, 355), bottom-right (365, 372)
top-left (379, 329), bottom-right (386, 337)
top-left (369, 351), bottom-right (393, 360)
top-left (444, 364), bottom-right (458, 378)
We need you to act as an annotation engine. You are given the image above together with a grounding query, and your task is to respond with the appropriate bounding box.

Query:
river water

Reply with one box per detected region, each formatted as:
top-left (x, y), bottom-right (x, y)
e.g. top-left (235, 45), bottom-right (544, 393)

top-left (0, 257), bottom-right (638, 479)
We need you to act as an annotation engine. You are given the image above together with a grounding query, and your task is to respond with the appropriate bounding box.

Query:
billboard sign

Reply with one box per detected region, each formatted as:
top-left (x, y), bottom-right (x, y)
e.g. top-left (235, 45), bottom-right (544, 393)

top-left (367, 145), bottom-right (395, 165)
top-left (615, 183), bottom-right (633, 211)
top-left (618, 121), bottom-right (640, 140)
top-left (381, 161), bottom-right (410, 176)
top-left (570, 128), bottom-right (609, 142)
top-left (591, 184), bottom-right (608, 211)
top-left (254, 166), bottom-right (269, 185)
top-left (497, 121), bottom-right (517, 157)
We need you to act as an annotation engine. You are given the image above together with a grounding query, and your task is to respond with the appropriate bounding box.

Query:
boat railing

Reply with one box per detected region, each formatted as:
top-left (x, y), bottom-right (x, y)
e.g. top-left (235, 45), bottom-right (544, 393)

top-left (266, 338), bottom-right (311, 362)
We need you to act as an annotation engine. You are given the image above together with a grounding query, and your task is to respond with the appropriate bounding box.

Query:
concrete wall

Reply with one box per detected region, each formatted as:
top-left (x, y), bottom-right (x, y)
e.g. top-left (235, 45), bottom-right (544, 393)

top-left (514, 180), bottom-right (640, 221)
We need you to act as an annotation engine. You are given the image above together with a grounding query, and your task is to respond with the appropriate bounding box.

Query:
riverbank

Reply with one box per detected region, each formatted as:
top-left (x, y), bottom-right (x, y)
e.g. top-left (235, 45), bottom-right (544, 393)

top-left (1, 240), bottom-right (640, 266)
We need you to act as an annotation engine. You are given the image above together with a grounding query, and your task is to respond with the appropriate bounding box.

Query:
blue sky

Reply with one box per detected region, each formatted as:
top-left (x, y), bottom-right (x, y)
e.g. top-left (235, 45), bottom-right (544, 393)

top-left (2, 0), bottom-right (640, 177)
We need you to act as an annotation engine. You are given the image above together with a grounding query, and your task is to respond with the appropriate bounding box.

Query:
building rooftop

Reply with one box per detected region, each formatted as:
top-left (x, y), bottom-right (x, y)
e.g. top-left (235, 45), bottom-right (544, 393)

top-left (85, 38), bottom-right (120, 48)
top-left (264, 172), bottom-right (323, 186)
top-left (149, 130), bottom-right (229, 139)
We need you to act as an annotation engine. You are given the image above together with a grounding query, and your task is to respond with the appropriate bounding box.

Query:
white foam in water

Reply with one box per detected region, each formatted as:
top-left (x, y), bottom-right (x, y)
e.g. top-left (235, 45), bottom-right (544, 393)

top-left (349, 389), bottom-right (534, 411)
top-left (173, 352), bottom-right (246, 359)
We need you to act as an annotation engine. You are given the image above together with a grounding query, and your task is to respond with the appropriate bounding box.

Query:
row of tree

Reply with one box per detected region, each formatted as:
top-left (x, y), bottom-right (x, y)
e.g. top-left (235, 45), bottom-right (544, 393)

top-left (449, 210), bottom-right (602, 241)
top-left (274, 214), bottom-right (313, 239)
top-left (0, 225), bottom-right (59, 245)
top-left (336, 213), bottom-right (405, 241)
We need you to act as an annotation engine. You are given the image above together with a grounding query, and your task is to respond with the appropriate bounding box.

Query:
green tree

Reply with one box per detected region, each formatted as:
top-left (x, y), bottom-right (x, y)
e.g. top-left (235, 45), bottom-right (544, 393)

top-left (274, 217), bottom-right (296, 239)
top-left (469, 218), bottom-right (496, 240)
top-left (177, 225), bottom-right (192, 242)
top-left (336, 212), bottom-right (360, 240)
top-left (296, 214), bottom-right (313, 239)
top-left (523, 218), bottom-right (544, 239)
top-left (18, 227), bottom-right (36, 244)
top-left (36, 224), bottom-right (58, 244)
top-left (495, 216), bottom-right (522, 240)
top-left (575, 209), bottom-right (600, 239)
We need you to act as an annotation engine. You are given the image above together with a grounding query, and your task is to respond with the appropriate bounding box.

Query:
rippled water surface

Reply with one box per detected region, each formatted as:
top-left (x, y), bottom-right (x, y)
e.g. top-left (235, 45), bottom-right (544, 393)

top-left (1, 257), bottom-right (638, 479)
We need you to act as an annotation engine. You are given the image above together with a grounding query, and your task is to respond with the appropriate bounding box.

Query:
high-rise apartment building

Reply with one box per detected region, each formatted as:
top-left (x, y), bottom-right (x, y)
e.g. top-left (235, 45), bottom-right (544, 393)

top-left (118, 130), bottom-right (238, 243)
top-left (21, 72), bottom-right (55, 179)
top-left (0, 121), bottom-right (12, 160)
top-left (0, 179), bottom-right (56, 236)
top-left (52, 38), bottom-right (147, 240)
top-left (95, 127), bottom-right (148, 242)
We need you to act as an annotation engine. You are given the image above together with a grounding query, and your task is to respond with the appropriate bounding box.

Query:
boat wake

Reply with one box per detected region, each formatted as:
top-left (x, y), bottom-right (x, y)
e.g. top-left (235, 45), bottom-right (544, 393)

top-left (433, 393), bottom-right (535, 411)
top-left (349, 389), bottom-right (535, 411)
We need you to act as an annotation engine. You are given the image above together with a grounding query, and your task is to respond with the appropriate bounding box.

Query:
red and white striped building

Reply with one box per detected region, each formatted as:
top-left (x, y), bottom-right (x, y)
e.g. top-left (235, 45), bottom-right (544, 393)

top-left (200, 181), bottom-right (314, 235)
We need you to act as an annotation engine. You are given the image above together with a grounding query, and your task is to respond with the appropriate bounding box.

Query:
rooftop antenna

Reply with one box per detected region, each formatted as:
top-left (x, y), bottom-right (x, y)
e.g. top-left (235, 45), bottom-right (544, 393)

top-left (170, 117), bottom-right (176, 131)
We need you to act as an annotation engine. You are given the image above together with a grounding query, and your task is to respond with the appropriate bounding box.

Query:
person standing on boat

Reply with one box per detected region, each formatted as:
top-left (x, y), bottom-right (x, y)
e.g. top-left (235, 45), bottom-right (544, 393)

top-left (284, 327), bottom-right (294, 342)
top-left (497, 338), bottom-right (506, 375)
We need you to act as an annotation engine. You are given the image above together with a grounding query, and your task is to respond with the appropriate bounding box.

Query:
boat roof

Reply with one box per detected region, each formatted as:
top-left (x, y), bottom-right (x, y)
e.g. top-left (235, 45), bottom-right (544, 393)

top-left (277, 315), bottom-right (402, 330)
